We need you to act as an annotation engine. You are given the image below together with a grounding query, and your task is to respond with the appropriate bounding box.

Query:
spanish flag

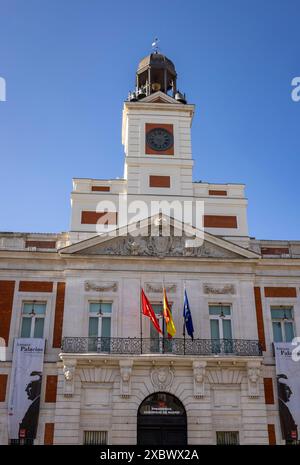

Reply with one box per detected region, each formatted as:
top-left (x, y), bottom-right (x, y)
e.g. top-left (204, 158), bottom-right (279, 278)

top-left (163, 288), bottom-right (176, 338)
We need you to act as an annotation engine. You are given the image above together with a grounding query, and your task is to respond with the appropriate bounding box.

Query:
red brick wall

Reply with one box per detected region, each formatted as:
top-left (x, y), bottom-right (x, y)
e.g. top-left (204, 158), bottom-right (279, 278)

top-left (254, 287), bottom-right (266, 351)
top-left (264, 287), bottom-right (297, 298)
top-left (45, 375), bottom-right (58, 403)
top-left (0, 374), bottom-right (8, 402)
top-left (91, 186), bottom-right (110, 192)
top-left (0, 280), bottom-right (15, 345)
top-left (81, 211), bottom-right (117, 225)
top-left (261, 247), bottom-right (289, 255)
top-left (149, 175), bottom-right (171, 188)
top-left (19, 281), bottom-right (53, 293)
top-left (204, 215), bottom-right (237, 228)
top-left (264, 378), bottom-right (275, 404)
top-left (208, 190), bottom-right (227, 196)
top-left (52, 283), bottom-right (65, 348)
top-left (267, 424), bottom-right (276, 445)
top-left (25, 241), bottom-right (56, 249)
top-left (44, 423), bottom-right (54, 445)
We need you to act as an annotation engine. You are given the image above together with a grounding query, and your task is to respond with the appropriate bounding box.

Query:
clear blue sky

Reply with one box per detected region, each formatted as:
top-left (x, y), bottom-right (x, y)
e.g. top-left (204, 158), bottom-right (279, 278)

top-left (0, 0), bottom-right (299, 239)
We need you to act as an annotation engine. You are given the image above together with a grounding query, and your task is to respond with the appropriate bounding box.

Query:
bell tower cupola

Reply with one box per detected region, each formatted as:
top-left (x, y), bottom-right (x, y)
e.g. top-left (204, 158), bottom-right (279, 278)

top-left (128, 40), bottom-right (187, 103)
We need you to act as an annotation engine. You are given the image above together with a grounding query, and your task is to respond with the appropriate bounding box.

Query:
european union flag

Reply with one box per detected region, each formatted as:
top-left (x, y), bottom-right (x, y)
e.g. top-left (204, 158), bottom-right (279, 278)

top-left (183, 290), bottom-right (194, 340)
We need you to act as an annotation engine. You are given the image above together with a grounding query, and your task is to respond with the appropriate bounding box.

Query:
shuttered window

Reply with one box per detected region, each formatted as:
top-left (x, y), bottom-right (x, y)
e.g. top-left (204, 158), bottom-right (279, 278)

top-left (83, 431), bottom-right (108, 445)
top-left (216, 431), bottom-right (239, 445)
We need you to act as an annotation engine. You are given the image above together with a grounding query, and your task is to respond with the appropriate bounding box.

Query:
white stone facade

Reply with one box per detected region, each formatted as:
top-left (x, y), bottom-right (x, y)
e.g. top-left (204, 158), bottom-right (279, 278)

top-left (0, 54), bottom-right (299, 446)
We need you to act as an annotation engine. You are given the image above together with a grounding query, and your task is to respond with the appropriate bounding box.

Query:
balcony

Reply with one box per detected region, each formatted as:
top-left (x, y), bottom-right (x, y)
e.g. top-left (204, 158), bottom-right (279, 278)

top-left (61, 337), bottom-right (262, 357)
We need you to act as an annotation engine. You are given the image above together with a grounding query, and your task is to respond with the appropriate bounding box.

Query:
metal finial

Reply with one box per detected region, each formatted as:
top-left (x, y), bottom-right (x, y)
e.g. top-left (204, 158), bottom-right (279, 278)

top-left (151, 37), bottom-right (160, 53)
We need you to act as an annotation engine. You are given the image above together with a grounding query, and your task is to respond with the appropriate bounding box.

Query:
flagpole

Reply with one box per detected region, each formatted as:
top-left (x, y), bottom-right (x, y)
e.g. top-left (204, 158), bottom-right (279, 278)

top-left (162, 276), bottom-right (164, 354)
top-left (183, 280), bottom-right (186, 355)
top-left (140, 280), bottom-right (142, 354)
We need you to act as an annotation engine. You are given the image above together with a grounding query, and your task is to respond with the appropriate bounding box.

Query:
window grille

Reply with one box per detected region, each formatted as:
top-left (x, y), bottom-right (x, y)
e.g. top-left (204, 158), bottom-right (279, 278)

top-left (83, 431), bottom-right (108, 445)
top-left (10, 438), bottom-right (34, 445)
top-left (216, 431), bottom-right (239, 445)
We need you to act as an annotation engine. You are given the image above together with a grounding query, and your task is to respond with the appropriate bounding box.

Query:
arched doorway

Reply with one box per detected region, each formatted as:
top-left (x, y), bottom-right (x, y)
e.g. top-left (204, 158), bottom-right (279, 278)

top-left (137, 392), bottom-right (187, 445)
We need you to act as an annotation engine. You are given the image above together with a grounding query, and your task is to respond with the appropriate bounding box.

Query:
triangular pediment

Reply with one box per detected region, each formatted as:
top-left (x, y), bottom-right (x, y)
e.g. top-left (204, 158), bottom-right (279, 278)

top-left (59, 214), bottom-right (259, 260)
top-left (141, 91), bottom-right (182, 105)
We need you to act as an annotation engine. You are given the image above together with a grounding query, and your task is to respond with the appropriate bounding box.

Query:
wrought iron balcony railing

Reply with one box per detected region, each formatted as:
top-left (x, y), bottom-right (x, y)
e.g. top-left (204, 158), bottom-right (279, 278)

top-left (61, 337), bottom-right (262, 356)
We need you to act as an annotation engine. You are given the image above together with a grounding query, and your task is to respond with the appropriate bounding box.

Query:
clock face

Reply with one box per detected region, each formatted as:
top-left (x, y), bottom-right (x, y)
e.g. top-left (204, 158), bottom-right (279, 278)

top-left (146, 128), bottom-right (174, 152)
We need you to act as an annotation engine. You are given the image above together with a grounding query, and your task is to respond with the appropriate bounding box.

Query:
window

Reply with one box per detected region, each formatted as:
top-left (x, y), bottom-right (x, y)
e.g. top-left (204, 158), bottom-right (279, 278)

top-left (209, 305), bottom-right (232, 339)
top-left (216, 431), bottom-right (239, 445)
top-left (88, 302), bottom-right (112, 352)
top-left (150, 304), bottom-right (172, 353)
top-left (83, 431), bottom-right (107, 445)
top-left (209, 305), bottom-right (232, 353)
top-left (271, 307), bottom-right (295, 342)
top-left (20, 302), bottom-right (46, 338)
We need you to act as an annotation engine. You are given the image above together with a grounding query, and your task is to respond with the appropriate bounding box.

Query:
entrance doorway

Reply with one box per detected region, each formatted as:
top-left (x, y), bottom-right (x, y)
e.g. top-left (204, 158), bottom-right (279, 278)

top-left (137, 392), bottom-right (187, 445)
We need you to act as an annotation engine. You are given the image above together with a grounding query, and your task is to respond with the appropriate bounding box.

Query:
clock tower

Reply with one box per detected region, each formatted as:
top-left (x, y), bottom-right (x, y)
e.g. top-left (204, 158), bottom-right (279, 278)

top-left (70, 48), bottom-right (249, 246)
top-left (122, 51), bottom-right (195, 196)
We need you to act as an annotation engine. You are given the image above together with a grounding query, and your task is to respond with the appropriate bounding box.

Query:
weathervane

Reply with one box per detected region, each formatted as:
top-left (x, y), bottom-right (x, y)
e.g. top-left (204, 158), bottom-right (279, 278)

top-left (151, 37), bottom-right (160, 53)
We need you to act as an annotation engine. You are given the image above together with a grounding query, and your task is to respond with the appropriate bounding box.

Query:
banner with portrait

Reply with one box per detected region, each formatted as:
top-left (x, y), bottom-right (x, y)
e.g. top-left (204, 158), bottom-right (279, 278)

top-left (8, 338), bottom-right (45, 440)
top-left (274, 342), bottom-right (300, 442)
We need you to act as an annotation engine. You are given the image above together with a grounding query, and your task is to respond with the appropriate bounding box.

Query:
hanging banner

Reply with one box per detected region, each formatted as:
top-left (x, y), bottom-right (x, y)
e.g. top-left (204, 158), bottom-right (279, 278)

top-left (274, 342), bottom-right (300, 442)
top-left (8, 338), bottom-right (45, 441)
